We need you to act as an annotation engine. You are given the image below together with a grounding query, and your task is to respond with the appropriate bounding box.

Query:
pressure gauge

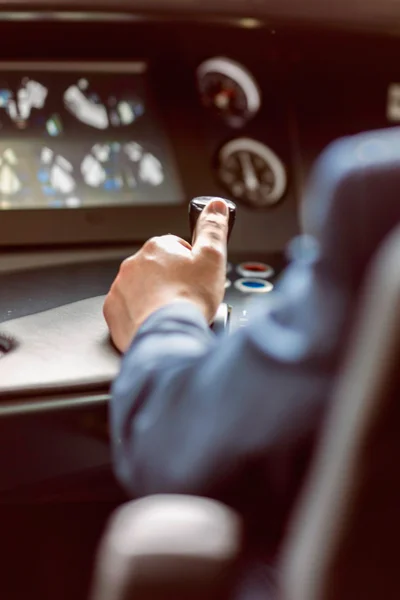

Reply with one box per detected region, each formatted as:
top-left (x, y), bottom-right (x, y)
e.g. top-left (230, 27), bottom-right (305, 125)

top-left (217, 138), bottom-right (287, 207)
top-left (197, 57), bottom-right (261, 128)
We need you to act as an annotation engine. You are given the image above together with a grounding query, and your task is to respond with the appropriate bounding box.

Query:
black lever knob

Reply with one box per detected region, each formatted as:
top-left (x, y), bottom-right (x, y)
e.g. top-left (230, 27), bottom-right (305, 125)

top-left (189, 196), bottom-right (236, 242)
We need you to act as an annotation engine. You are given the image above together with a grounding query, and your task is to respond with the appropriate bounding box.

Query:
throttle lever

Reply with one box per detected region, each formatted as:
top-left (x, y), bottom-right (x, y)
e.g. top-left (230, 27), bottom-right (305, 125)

top-left (189, 196), bottom-right (236, 241)
top-left (189, 196), bottom-right (236, 335)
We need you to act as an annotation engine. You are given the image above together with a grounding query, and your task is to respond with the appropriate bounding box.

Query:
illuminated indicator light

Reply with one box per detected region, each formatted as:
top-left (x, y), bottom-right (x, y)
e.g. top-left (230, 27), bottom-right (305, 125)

top-left (46, 114), bottom-right (63, 137)
top-left (237, 262), bottom-right (274, 279)
top-left (244, 264), bottom-right (266, 272)
top-left (242, 280), bottom-right (265, 288)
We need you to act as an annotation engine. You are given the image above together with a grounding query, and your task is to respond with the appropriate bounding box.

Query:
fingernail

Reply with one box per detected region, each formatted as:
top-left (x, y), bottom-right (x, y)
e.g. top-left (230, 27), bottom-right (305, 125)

top-left (208, 198), bottom-right (229, 217)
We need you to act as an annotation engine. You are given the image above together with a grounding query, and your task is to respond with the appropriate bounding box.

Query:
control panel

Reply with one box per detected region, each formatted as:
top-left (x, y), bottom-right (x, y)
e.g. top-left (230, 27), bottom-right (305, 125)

top-left (0, 42), bottom-right (297, 251)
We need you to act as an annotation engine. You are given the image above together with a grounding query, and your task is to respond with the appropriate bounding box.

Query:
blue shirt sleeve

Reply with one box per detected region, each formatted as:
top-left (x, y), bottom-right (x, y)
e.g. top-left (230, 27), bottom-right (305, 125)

top-left (110, 259), bottom-right (350, 534)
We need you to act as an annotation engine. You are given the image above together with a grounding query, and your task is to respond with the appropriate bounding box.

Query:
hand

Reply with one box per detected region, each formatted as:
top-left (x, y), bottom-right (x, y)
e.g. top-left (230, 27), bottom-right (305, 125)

top-left (103, 198), bottom-right (230, 352)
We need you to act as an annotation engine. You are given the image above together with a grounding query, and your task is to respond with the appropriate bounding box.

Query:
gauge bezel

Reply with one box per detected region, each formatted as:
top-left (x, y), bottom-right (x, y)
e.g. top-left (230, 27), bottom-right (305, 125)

top-left (197, 57), bottom-right (261, 124)
top-left (218, 137), bottom-right (287, 206)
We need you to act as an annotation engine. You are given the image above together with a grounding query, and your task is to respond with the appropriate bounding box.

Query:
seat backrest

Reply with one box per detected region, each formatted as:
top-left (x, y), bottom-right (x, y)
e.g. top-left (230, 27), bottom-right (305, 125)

top-left (90, 494), bottom-right (242, 600)
top-left (280, 225), bottom-right (400, 600)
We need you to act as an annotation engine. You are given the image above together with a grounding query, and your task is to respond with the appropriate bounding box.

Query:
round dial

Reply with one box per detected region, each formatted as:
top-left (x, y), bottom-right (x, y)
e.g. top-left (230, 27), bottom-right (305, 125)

top-left (197, 57), bottom-right (261, 128)
top-left (217, 138), bottom-right (287, 207)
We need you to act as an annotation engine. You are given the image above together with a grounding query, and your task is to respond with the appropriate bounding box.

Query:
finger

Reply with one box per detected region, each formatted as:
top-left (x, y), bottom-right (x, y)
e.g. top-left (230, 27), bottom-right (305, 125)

top-left (192, 198), bottom-right (229, 258)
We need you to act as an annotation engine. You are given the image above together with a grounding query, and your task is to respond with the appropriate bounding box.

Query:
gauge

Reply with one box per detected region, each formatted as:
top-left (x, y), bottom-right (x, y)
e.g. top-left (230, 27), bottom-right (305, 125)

top-left (197, 57), bottom-right (261, 128)
top-left (217, 138), bottom-right (287, 207)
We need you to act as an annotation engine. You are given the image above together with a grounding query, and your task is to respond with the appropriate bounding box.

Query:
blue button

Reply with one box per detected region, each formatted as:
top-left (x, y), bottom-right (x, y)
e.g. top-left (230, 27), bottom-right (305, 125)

top-left (242, 280), bottom-right (265, 288)
top-left (234, 278), bottom-right (274, 294)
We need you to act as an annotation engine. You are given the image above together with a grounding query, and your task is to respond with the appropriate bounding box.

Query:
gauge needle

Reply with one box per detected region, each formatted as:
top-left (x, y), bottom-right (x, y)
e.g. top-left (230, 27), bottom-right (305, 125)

top-left (239, 151), bottom-right (258, 191)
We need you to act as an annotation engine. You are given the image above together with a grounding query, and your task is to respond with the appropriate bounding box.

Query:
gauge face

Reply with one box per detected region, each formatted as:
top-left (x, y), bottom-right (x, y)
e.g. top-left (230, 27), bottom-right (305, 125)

top-left (217, 138), bottom-right (287, 207)
top-left (197, 57), bottom-right (261, 128)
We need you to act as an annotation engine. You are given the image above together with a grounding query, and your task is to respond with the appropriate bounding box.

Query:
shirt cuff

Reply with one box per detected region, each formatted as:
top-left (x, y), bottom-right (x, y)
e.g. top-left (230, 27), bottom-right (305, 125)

top-left (134, 300), bottom-right (211, 339)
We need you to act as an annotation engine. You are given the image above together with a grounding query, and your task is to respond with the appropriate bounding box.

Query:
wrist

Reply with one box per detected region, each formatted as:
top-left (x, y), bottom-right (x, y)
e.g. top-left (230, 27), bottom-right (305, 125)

top-left (138, 298), bottom-right (209, 330)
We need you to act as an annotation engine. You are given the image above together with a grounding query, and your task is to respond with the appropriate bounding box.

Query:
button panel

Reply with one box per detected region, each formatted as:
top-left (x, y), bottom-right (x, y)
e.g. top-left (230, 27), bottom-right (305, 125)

top-left (223, 257), bottom-right (282, 332)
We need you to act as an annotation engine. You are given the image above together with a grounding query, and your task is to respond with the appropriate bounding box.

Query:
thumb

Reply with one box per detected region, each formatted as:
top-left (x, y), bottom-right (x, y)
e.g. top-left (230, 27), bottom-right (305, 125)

top-left (192, 198), bottom-right (229, 259)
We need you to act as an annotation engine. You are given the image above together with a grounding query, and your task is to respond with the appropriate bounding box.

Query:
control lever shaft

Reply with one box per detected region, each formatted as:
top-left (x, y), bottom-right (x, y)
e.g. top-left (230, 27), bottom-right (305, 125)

top-left (189, 196), bottom-right (236, 242)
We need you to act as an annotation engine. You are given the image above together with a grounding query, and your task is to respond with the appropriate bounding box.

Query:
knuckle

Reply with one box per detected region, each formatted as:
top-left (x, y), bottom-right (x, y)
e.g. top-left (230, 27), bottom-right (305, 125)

top-left (204, 213), bottom-right (225, 230)
top-left (202, 217), bottom-right (227, 244)
top-left (200, 242), bottom-right (224, 261)
top-left (143, 236), bottom-right (160, 252)
top-left (119, 256), bottom-right (134, 274)
top-left (207, 230), bottom-right (223, 245)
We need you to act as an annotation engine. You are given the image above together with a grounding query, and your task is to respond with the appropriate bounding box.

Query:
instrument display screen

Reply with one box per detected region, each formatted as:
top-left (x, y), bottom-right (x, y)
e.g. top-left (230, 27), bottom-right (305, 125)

top-left (0, 62), bottom-right (183, 210)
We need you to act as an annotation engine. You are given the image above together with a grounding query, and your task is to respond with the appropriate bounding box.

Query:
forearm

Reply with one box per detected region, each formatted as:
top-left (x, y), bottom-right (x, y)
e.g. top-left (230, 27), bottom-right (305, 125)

top-left (110, 287), bottom-right (334, 506)
top-left (110, 301), bottom-right (220, 496)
